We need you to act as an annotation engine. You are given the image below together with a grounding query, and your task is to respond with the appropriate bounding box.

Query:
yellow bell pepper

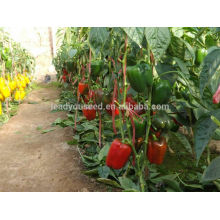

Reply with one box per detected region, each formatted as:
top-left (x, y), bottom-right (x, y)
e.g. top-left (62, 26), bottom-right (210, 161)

top-left (0, 93), bottom-right (5, 102)
top-left (0, 86), bottom-right (10, 98)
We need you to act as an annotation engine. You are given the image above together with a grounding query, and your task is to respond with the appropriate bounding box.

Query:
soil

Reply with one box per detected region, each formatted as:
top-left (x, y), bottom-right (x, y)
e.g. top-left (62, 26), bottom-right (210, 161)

top-left (0, 85), bottom-right (106, 192)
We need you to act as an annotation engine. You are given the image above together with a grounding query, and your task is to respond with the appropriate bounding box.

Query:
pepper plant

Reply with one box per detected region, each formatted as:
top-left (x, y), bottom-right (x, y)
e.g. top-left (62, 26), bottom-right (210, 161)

top-left (0, 28), bottom-right (35, 123)
top-left (53, 27), bottom-right (220, 192)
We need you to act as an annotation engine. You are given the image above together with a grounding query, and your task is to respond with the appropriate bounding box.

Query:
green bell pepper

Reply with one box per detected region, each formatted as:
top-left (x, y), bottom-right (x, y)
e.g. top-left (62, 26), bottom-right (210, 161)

top-left (152, 111), bottom-right (172, 131)
top-left (131, 117), bottom-right (147, 138)
top-left (196, 48), bottom-right (207, 65)
top-left (152, 80), bottom-right (172, 104)
top-left (127, 63), bottom-right (153, 93)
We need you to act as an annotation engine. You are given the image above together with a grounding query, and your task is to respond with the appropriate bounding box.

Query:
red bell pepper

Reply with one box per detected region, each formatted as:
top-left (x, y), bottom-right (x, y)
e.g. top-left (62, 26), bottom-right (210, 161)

top-left (213, 85), bottom-right (220, 104)
top-left (106, 139), bottom-right (132, 169)
top-left (78, 82), bottom-right (89, 95)
top-left (62, 75), bottom-right (66, 82)
top-left (82, 106), bottom-right (96, 121)
top-left (147, 136), bottom-right (167, 165)
top-left (105, 102), bottom-right (120, 116)
top-left (63, 68), bottom-right (68, 75)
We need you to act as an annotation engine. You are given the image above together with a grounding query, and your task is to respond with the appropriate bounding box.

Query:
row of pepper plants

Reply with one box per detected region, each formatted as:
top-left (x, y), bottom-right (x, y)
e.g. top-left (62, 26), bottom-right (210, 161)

top-left (0, 28), bottom-right (35, 123)
top-left (53, 27), bottom-right (220, 192)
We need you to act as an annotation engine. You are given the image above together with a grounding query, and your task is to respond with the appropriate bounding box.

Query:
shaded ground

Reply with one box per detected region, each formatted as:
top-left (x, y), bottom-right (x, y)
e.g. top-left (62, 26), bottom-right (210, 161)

top-left (0, 85), bottom-right (106, 192)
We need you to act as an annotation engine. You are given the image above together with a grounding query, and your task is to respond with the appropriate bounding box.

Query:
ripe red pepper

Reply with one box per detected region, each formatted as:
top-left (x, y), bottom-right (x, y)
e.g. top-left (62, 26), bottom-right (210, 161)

top-left (78, 82), bottom-right (89, 95)
top-left (105, 102), bottom-right (119, 116)
top-left (63, 68), bottom-right (68, 75)
top-left (147, 136), bottom-right (167, 165)
top-left (213, 84), bottom-right (220, 104)
top-left (106, 139), bottom-right (132, 169)
top-left (62, 75), bottom-right (67, 82)
top-left (82, 106), bottom-right (96, 121)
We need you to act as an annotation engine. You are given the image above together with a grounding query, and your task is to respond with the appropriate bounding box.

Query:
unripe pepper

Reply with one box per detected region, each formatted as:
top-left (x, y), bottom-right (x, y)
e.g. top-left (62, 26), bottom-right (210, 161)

top-left (213, 84), bottom-right (220, 104)
top-left (147, 136), bottom-right (167, 165)
top-left (106, 139), bottom-right (132, 169)
top-left (127, 62), bottom-right (153, 93)
top-left (102, 92), bottom-right (112, 107)
top-left (132, 117), bottom-right (146, 138)
top-left (196, 48), bottom-right (208, 65)
top-left (152, 111), bottom-right (172, 131)
top-left (94, 88), bottom-right (104, 105)
top-left (152, 80), bottom-right (172, 104)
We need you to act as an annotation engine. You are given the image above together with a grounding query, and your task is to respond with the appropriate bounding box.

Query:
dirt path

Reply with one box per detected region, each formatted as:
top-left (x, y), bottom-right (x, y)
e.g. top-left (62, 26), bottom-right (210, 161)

top-left (0, 85), bottom-right (106, 192)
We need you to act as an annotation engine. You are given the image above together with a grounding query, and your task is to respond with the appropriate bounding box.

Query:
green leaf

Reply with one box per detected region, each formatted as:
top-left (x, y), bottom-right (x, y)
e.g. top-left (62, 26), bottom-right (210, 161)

top-left (213, 128), bottom-right (220, 140)
top-left (194, 109), bottom-right (220, 161)
top-left (151, 174), bottom-right (179, 184)
top-left (118, 177), bottom-right (140, 191)
top-left (81, 122), bottom-right (98, 131)
top-left (168, 36), bottom-right (185, 59)
top-left (181, 39), bottom-right (195, 62)
top-left (202, 156), bottom-right (220, 182)
top-left (145, 27), bottom-right (171, 60)
top-left (199, 48), bottom-right (220, 97)
top-left (41, 128), bottom-right (56, 134)
top-left (53, 117), bottom-right (62, 125)
top-left (209, 69), bottom-right (220, 94)
top-left (177, 176), bottom-right (203, 189)
top-left (156, 62), bottom-right (177, 85)
top-left (67, 139), bottom-right (78, 145)
top-left (98, 166), bottom-right (111, 178)
top-left (213, 180), bottom-right (220, 191)
top-left (83, 168), bottom-right (99, 176)
top-left (88, 27), bottom-right (110, 56)
top-left (68, 48), bottom-right (77, 58)
top-left (163, 179), bottom-right (182, 192)
top-left (97, 178), bottom-right (122, 188)
top-left (171, 27), bottom-right (184, 38)
top-left (98, 143), bottom-right (111, 161)
top-left (122, 27), bottom-right (145, 47)
top-left (169, 132), bottom-right (192, 154)
top-left (173, 57), bottom-right (189, 77)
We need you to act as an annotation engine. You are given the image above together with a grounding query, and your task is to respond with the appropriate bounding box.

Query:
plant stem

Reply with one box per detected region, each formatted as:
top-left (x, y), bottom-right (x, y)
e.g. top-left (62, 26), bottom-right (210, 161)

top-left (144, 86), bottom-right (152, 158)
top-left (118, 108), bottom-right (125, 142)
top-left (211, 115), bottom-right (220, 127)
top-left (122, 35), bottom-right (128, 106)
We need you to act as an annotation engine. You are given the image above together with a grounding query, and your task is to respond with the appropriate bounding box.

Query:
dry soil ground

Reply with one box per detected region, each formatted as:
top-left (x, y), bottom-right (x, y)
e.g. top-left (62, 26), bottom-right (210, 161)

top-left (0, 85), bottom-right (106, 192)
